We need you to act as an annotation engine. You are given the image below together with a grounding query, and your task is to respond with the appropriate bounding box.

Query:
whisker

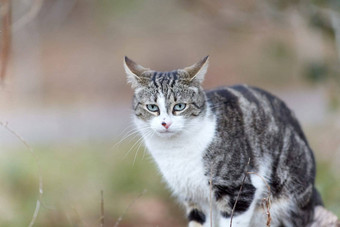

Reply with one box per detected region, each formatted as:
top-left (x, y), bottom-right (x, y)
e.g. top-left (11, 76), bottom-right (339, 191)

top-left (123, 136), bottom-right (145, 160)
top-left (142, 145), bottom-right (147, 160)
top-left (123, 128), bottom-right (153, 161)
top-left (141, 131), bottom-right (155, 161)
top-left (132, 130), bottom-right (154, 166)
top-left (111, 125), bottom-right (150, 151)
top-left (112, 129), bottom-right (140, 149)
top-left (132, 137), bottom-right (145, 166)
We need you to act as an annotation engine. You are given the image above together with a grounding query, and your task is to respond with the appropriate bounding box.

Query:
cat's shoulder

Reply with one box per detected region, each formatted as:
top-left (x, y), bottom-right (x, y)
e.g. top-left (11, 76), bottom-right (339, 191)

top-left (206, 84), bottom-right (273, 97)
top-left (205, 84), bottom-right (277, 102)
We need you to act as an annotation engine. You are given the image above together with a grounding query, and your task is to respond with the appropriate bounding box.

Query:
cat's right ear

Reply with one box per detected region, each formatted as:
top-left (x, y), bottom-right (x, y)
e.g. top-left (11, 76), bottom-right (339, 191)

top-left (124, 56), bottom-right (149, 88)
top-left (183, 56), bottom-right (209, 83)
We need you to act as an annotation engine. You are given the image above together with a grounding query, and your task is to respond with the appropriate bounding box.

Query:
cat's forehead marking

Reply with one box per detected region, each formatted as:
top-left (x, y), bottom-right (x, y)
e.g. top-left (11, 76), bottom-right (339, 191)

top-left (151, 70), bottom-right (178, 94)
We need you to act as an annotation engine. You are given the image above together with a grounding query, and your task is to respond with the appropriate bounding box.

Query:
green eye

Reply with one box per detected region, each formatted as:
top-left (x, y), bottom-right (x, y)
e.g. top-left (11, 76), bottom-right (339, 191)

top-left (146, 104), bottom-right (159, 112)
top-left (173, 103), bottom-right (186, 111)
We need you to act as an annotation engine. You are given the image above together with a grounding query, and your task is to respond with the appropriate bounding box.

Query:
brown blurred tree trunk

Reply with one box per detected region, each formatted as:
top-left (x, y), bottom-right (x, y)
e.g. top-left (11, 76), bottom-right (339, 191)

top-left (0, 0), bottom-right (11, 81)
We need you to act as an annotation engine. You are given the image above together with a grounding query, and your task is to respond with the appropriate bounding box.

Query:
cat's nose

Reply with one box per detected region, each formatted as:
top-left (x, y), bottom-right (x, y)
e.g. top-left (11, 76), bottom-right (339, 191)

top-left (161, 121), bottom-right (171, 129)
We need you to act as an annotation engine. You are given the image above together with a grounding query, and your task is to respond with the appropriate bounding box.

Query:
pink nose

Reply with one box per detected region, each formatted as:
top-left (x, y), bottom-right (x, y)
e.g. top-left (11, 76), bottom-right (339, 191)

top-left (161, 122), bottom-right (171, 129)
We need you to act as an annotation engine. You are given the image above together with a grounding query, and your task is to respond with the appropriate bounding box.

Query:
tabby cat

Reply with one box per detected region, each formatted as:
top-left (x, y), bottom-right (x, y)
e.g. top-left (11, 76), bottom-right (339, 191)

top-left (124, 56), bottom-right (323, 227)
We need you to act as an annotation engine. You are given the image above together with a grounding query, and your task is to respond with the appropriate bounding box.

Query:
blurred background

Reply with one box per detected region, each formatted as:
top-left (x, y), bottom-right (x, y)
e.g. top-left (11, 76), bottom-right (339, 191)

top-left (0, 0), bottom-right (339, 226)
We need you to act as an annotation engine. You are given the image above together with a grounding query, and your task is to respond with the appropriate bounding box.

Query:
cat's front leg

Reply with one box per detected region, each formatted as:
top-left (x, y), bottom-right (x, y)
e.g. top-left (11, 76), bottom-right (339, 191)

top-left (185, 202), bottom-right (207, 227)
top-left (218, 208), bottom-right (255, 227)
top-left (213, 183), bottom-right (258, 227)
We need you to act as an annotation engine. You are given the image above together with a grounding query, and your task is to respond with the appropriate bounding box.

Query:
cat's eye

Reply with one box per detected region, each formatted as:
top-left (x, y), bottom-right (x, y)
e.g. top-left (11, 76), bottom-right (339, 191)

top-left (146, 104), bottom-right (159, 112)
top-left (173, 103), bottom-right (186, 112)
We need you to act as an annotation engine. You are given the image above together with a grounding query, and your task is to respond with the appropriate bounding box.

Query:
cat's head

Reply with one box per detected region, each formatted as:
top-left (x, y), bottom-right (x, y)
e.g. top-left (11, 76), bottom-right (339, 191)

top-left (124, 56), bottom-right (209, 138)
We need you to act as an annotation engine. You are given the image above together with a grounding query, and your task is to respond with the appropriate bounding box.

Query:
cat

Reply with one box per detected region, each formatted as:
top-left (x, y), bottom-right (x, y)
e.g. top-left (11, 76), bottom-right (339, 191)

top-left (124, 56), bottom-right (323, 227)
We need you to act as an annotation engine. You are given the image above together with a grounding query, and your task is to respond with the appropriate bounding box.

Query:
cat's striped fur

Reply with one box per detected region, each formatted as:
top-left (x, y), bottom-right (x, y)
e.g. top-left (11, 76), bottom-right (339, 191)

top-left (124, 56), bottom-right (323, 226)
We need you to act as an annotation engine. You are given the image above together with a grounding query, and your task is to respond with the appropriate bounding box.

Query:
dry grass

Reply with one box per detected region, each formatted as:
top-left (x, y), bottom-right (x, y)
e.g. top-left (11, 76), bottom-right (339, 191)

top-left (100, 190), bottom-right (104, 227)
top-left (0, 121), bottom-right (43, 227)
top-left (113, 189), bottom-right (147, 227)
top-left (0, 120), bottom-right (338, 226)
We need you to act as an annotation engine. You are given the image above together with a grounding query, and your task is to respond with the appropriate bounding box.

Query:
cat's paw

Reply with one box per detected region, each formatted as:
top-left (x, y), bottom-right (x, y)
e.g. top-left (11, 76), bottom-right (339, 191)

top-left (188, 221), bottom-right (204, 227)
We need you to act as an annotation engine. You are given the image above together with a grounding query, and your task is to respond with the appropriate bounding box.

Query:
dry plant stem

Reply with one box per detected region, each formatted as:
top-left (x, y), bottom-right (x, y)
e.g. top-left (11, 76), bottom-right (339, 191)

top-left (72, 207), bottom-right (86, 227)
top-left (100, 190), bottom-right (104, 227)
top-left (229, 158), bottom-right (251, 227)
top-left (0, 121), bottom-right (44, 227)
top-left (113, 189), bottom-right (147, 227)
top-left (0, 0), bottom-right (11, 82)
top-left (262, 198), bottom-right (271, 227)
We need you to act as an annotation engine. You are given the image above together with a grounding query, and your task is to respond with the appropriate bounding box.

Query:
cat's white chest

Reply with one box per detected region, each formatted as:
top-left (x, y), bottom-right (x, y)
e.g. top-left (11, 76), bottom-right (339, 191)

top-left (143, 116), bottom-right (216, 203)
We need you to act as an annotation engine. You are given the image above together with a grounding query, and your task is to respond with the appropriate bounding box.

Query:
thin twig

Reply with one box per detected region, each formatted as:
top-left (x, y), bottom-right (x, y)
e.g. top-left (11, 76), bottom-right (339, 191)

top-left (113, 189), bottom-right (147, 227)
top-left (229, 158), bottom-right (251, 227)
top-left (262, 198), bottom-right (271, 227)
top-left (100, 190), bottom-right (104, 227)
top-left (0, 121), bottom-right (44, 227)
top-left (71, 206), bottom-right (86, 227)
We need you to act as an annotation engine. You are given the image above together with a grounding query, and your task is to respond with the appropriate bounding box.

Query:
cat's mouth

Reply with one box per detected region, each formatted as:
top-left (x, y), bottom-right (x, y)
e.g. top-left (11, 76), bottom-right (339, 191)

top-left (156, 129), bottom-right (177, 137)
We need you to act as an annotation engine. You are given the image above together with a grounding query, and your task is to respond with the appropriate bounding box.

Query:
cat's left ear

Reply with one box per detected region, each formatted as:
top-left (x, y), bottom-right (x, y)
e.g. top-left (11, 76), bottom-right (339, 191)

top-left (183, 56), bottom-right (209, 83)
top-left (124, 56), bottom-right (149, 88)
